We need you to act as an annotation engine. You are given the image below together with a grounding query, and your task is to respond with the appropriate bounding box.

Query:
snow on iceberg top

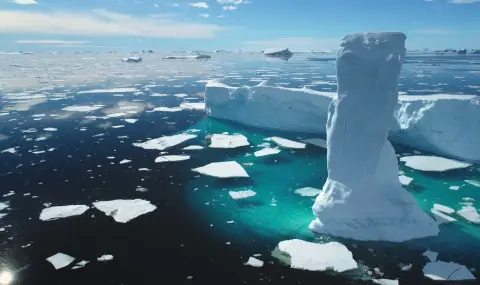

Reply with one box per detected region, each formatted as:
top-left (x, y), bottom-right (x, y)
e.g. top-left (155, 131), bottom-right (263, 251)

top-left (340, 32), bottom-right (406, 59)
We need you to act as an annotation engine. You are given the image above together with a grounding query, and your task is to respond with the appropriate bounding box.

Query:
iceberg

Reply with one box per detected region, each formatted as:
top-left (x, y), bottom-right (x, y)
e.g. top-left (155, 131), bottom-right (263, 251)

top-left (263, 48), bottom-right (293, 60)
top-left (92, 199), bottom-right (157, 223)
top-left (39, 205), bottom-right (89, 221)
top-left (192, 161), bottom-right (249, 178)
top-left (122, 56), bottom-right (142, 63)
top-left (163, 54), bottom-right (211, 60)
top-left (309, 32), bottom-right (439, 242)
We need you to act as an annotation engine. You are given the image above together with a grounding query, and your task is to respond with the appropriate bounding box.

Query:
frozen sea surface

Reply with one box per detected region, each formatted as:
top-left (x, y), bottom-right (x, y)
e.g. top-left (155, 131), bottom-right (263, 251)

top-left (0, 52), bottom-right (479, 284)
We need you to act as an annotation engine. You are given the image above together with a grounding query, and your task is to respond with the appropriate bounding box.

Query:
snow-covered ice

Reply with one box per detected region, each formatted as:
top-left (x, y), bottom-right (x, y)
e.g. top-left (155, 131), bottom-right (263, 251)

top-left (398, 175), bottom-right (413, 186)
top-left (433, 204), bottom-right (454, 215)
top-left (276, 239), bottom-right (358, 272)
top-left (46, 253), bottom-right (75, 269)
top-left (97, 254), bottom-right (114, 262)
top-left (254, 147), bottom-right (281, 157)
top-left (209, 134), bottom-right (250, 149)
top-left (155, 155), bottom-right (190, 163)
top-left (180, 102), bottom-right (205, 111)
top-left (431, 208), bottom-right (457, 225)
top-left (423, 261), bottom-right (476, 281)
top-left (92, 199), bottom-right (157, 223)
top-left (295, 187), bottom-right (321, 197)
top-left (39, 205), bottom-right (89, 221)
top-left (309, 32), bottom-right (439, 242)
top-left (192, 161), bottom-right (249, 178)
top-left (457, 206), bottom-right (480, 224)
top-left (43, 127), bottom-right (57, 132)
top-left (182, 145), bottom-right (204, 150)
top-left (399, 156), bottom-right (472, 172)
top-left (269, 137), bottom-right (306, 149)
top-left (133, 134), bottom-right (197, 151)
top-left (228, 190), bottom-right (256, 200)
top-left (245, 257), bottom-right (264, 267)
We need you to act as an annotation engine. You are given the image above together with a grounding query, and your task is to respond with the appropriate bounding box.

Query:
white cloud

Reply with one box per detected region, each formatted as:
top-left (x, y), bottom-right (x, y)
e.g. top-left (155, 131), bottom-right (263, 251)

top-left (190, 2), bottom-right (209, 8)
top-left (0, 9), bottom-right (223, 38)
top-left (154, 3), bottom-right (159, 8)
top-left (12, 0), bottom-right (38, 4)
top-left (222, 5), bottom-right (237, 10)
top-left (245, 37), bottom-right (340, 52)
top-left (199, 13), bottom-right (210, 18)
top-left (15, 40), bottom-right (90, 45)
top-left (412, 28), bottom-right (454, 34)
top-left (448, 0), bottom-right (480, 3)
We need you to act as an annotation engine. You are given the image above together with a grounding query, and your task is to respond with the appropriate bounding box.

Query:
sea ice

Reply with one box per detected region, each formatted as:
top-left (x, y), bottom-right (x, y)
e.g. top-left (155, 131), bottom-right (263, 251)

top-left (180, 102), bottom-right (205, 111)
top-left (39, 205), bottom-right (89, 221)
top-left (1, 148), bottom-right (16, 154)
top-left (119, 159), bottom-right (131, 164)
top-left (124, 119), bottom-right (138, 124)
top-left (254, 147), bottom-right (281, 157)
top-left (276, 239), bottom-right (358, 272)
top-left (209, 134), bottom-right (250, 149)
top-left (449, 186), bottom-right (460, 191)
top-left (122, 57), bottom-right (142, 63)
top-left (78, 87), bottom-right (138, 94)
top-left (457, 206), bottom-right (480, 224)
top-left (182, 145), bottom-right (204, 150)
top-left (310, 32), bottom-right (439, 242)
top-left (97, 254), bottom-right (114, 262)
top-left (43, 128), bottom-right (57, 132)
top-left (431, 208), bottom-right (457, 225)
top-left (245, 257), bottom-right (264, 267)
top-left (105, 112), bottom-right (128, 118)
top-left (192, 161), bottom-right (249, 178)
top-left (155, 155), bottom-right (190, 163)
top-left (270, 137), bottom-right (306, 149)
top-left (72, 260), bottom-right (89, 270)
top-left (295, 187), bottom-right (321, 197)
top-left (93, 199), bottom-right (157, 223)
top-left (465, 180), bottom-right (480, 187)
top-left (423, 250), bottom-right (438, 262)
top-left (433, 204), bottom-right (454, 215)
top-left (228, 190), bottom-right (256, 200)
top-left (153, 106), bottom-right (183, 112)
top-left (0, 202), bottom-right (8, 211)
top-left (62, 105), bottom-right (103, 112)
top-left (423, 261), bottom-right (476, 281)
top-left (398, 175), bottom-right (413, 186)
top-left (372, 279), bottom-right (398, 285)
top-left (400, 156), bottom-right (472, 172)
top-left (301, 138), bottom-right (327, 148)
top-left (133, 134), bottom-right (197, 151)
top-left (46, 253), bottom-right (75, 269)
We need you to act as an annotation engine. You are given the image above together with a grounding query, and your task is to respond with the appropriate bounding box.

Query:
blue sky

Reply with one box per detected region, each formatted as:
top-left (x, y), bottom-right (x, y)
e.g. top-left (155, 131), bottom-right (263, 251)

top-left (0, 0), bottom-right (479, 52)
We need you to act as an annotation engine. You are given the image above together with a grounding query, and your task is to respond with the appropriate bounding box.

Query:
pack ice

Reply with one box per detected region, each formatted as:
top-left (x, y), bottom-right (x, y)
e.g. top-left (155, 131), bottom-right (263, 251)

top-left (309, 32), bottom-right (439, 242)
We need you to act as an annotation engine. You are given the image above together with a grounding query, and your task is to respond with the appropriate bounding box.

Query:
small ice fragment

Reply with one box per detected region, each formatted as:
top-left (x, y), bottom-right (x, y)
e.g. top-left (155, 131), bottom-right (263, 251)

top-left (62, 106), bottom-right (103, 112)
top-left (431, 208), bottom-right (457, 225)
top-left (457, 206), bottom-right (480, 224)
top-left (180, 102), bottom-right (205, 111)
top-left (423, 250), bottom-right (438, 262)
top-left (155, 155), bottom-right (190, 163)
top-left (125, 119), bottom-right (138, 124)
top-left (136, 186), bottom-right (148, 192)
top-left (423, 261), bottom-right (476, 281)
top-left (245, 257), bottom-right (264, 267)
top-left (228, 190), bottom-right (256, 200)
top-left (270, 137), bottom-right (306, 149)
top-left (153, 106), bottom-right (183, 112)
top-left (294, 187), bottom-right (321, 197)
top-left (107, 156), bottom-right (115, 159)
top-left (182, 145), bottom-right (204, 150)
top-left (399, 156), bottom-right (472, 172)
top-left (97, 254), bottom-right (114, 262)
top-left (0, 202), bottom-right (8, 211)
top-left (46, 253), bottom-right (75, 269)
top-left (119, 159), bottom-right (131, 164)
top-left (465, 180), bottom-right (480, 187)
top-left (449, 186), bottom-right (460, 191)
top-left (192, 161), bottom-right (249, 178)
top-left (398, 175), bottom-right (413, 186)
top-left (72, 260), bottom-right (89, 270)
top-left (43, 127), bottom-right (57, 132)
top-left (32, 150), bottom-right (45, 154)
top-left (138, 168), bottom-right (151, 171)
top-left (105, 112), bottom-right (127, 118)
top-left (93, 199), bottom-right (157, 223)
top-left (112, 125), bottom-right (124, 129)
top-left (301, 138), bottom-right (327, 148)
top-left (433, 204), bottom-right (455, 215)
top-left (1, 148), bottom-right (17, 154)
top-left (254, 147), bottom-right (281, 157)
top-left (209, 134), bottom-right (249, 149)
top-left (40, 205), bottom-right (89, 221)
top-left (133, 134), bottom-right (197, 151)
top-left (401, 263), bottom-right (412, 271)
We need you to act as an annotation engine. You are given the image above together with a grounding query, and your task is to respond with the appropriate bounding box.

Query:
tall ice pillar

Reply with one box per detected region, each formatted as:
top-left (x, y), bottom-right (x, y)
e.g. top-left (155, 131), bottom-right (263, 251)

top-left (310, 32), bottom-right (439, 242)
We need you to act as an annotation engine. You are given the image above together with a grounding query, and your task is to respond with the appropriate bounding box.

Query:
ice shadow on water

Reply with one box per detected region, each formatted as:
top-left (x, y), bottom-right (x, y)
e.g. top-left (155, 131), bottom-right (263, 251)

top-left (235, 199), bottom-right (265, 208)
top-left (209, 177), bottom-right (255, 189)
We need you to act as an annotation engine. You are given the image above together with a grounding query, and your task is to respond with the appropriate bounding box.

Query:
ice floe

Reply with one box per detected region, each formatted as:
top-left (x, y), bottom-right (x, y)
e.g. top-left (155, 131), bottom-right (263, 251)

top-left (465, 180), bottom-right (480, 187)
top-left (182, 145), bottom-right (204, 150)
top-left (92, 199), bottom-right (157, 223)
top-left (119, 159), bottom-right (131, 164)
top-left (457, 206), bottom-right (480, 224)
top-left (124, 119), bottom-right (138, 124)
top-left (431, 208), bottom-right (457, 225)
top-left (294, 187), bottom-right (321, 197)
top-left (180, 102), bottom-right (205, 111)
top-left (1, 148), bottom-right (17, 154)
top-left (245, 257), bottom-right (264, 267)
top-left (276, 239), bottom-right (358, 272)
top-left (192, 161), bottom-right (249, 178)
top-left (423, 250), bottom-right (438, 262)
top-left (46, 253), bottom-right (75, 269)
top-left (433, 204), bottom-right (454, 215)
top-left (97, 254), bottom-right (114, 262)
top-left (62, 105), bottom-right (103, 112)
top-left (270, 137), bottom-right (306, 149)
top-left (43, 127), bottom-right (57, 132)
top-left (398, 175), bottom-right (413, 186)
top-left (133, 134), bottom-right (197, 151)
top-left (254, 147), bottom-right (281, 157)
top-left (155, 155), bottom-right (190, 163)
top-left (40, 205), bottom-right (89, 221)
top-left (152, 106), bottom-right (183, 112)
top-left (423, 261), bottom-right (476, 281)
top-left (228, 190), bottom-right (257, 200)
top-left (78, 87), bottom-right (138, 94)
top-left (209, 134), bottom-right (250, 149)
top-left (372, 279), bottom-right (398, 285)
top-left (72, 260), bottom-right (89, 270)
top-left (400, 156), bottom-right (472, 172)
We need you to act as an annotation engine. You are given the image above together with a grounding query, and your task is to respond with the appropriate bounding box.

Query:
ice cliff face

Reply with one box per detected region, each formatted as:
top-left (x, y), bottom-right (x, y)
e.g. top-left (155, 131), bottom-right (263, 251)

top-left (308, 32), bottom-right (439, 242)
top-left (205, 80), bottom-right (480, 163)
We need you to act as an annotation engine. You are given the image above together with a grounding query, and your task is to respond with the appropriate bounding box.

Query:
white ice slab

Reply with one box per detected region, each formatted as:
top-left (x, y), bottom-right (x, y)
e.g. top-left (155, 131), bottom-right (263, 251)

top-left (1, 148), bottom-right (17, 154)
top-left (180, 102), bottom-right (205, 111)
top-left (423, 261), bottom-right (476, 281)
top-left (465, 180), bottom-right (480, 187)
top-left (125, 119), bottom-right (138, 124)
top-left (155, 155), bottom-right (190, 163)
top-left (153, 106), bottom-right (183, 112)
top-left (43, 128), bottom-right (57, 132)
top-left (457, 206), bottom-right (480, 224)
top-left (270, 137), bottom-right (306, 149)
top-left (72, 260), bottom-right (89, 270)
top-left (133, 134), bottom-right (197, 151)
top-left (93, 199), bottom-right (157, 223)
top-left (46, 253), bottom-right (75, 269)
top-left (209, 134), bottom-right (250, 149)
top-left (449, 186), bottom-right (460, 191)
top-left (398, 175), bottom-right (413, 186)
top-left (228, 190), bottom-right (256, 200)
top-left (423, 250), bottom-right (438, 262)
top-left (277, 239), bottom-right (358, 272)
top-left (40, 205), bottom-right (89, 221)
top-left (182, 145), bottom-right (204, 150)
top-left (0, 202), bottom-right (8, 211)
top-left (62, 105), bottom-right (103, 112)
top-left (295, 187), bottom-right (321, 197)
top-left (254, 147), bottom-right (281, 157)
top-left (301, 138), bottom-right (327, 148)
top-left (431, 208), bottom-right (457, 225)
top-left (119, 159), bottom-right (131, 164)
top-left (192, 161), bottom-right (249, 178)
top-left (433, 204), bottom-right (454, 215)
top-left (400, 156), bottom-right (472, 172)
top-left (97, 254), bottom-right (114, 262)
top-left (245, 257), bottom-right (264, 267)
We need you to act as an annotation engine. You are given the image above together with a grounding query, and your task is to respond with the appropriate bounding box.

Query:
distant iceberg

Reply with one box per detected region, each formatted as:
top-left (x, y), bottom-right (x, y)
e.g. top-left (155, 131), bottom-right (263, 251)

top-left (163, 53), bottom-right (211, 60)
top-left (122, 56), bottom-right (142, 63)
top-left (263, 48), bottom-right (293, 60)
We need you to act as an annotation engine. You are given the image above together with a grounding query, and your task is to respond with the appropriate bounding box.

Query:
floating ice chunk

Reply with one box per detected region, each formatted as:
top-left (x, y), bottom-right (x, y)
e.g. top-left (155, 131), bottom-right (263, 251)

top-left (245, 257), bottom-right (264, 267)
top-left (163, 54), bottom-right (211, 60)
top-left (423, 250), bottom-right (438, 262)
top-left (400, 263), bottom-right (412, 271)
top-left (1, 148), bottom-right (16, 154)
top-left (398, 175), bottom-right (413, 186)
top-left (431, 208), bottom-right (457, 225)
top-left (180, 102), bottom-right (205, 111)
top-left (254, 147), bottom-right (281, 157)
top-left (39, 205), bottom-right (89, 221)
top-left (153, 106), bottom-right (183, 112)
top-left (301, 138), bottom-right (327, 148)
top-left (449, 186), bottom-right (460, 191)
top-left (122, 57), bottom-right (142, 63)
top-left (228, 190), bottom-right (256, 200)
top-left (72, 260), bottom-right (89, 270)
top-left (457, 206), bottom-right (480, 224)
top-left (124, 119), bottom-right (138, 124)
top-left (400, 156), bottom-right (472, 172)
top-left (119, 159), bottom-right (131, 164)
top-left (209, 134), bottom-right (250, 149)
top-left (465, 180), bottom-right (480, 187)
top-left (192, 161), bottom-right (249, 178)
top-left (276, 239), bottom-right (358, 272)
top-left (174, 94), bottom-right (188, 98)
top-left (43, 128), bottom-right (57, 132)
top-left (372, 280), bottom-right (398, 285)
top-left (93, 199), bottom-right (157, 223)
top-left (0, 202), bottom-right (8, 211)
top-left (32, 150), bottom-right (45, 154)
top-left (112, 125), bottom-right (124, 129)
top-left (433, 204), bottom-right (454, 215)
top-left (78, 88), bottom-right (138, 94)
top-left (133, 134), bottom-right (197, 151)
top-left (105, 112), bottom-right (128, 118)
top-left (423, 261), bottom-right (476, 281)
top-left (97, 254), bottom-right (114, 262)
top-left (46, 253), bottom-right (75, 269)
top-left (270, 137), bottom-right (306, 149)
top-left (62, 105), bottom-right (103, 112)
top-left (155, 155), bottom-right (190, 163)
top-left (182, 145), bottom-right (204, 150)
top-left (295, 187), bottom-right (321, 197)
top-left (138, 168), bottom-right (151, 171)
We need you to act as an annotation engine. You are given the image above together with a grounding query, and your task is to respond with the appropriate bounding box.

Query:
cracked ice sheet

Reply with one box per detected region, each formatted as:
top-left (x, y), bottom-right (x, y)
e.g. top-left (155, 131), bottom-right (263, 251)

top-left (133, 134), bottom-right (197, 151)
top-left (399, 156), bottom-right (472, 172)
top-left (40, 205), bottom-right (89, 221)
top-left (93, 199), bottom-right (157, 223)
top-left (209, 134), bottom-right (249, 149)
